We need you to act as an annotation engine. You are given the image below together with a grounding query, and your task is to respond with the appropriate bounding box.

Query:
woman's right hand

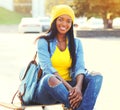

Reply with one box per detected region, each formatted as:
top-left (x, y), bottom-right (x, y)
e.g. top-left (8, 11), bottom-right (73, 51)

top-left (68, 87), bottom-right (82, 109)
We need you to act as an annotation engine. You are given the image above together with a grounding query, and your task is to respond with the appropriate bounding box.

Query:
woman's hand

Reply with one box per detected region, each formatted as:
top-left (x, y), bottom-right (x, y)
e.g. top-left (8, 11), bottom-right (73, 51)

top-left (54, 73), bottom-right (84, 109)
top-left (68, 74), bottom-right (84, 109)
top-left (69, 86), bottom-right (83, 109)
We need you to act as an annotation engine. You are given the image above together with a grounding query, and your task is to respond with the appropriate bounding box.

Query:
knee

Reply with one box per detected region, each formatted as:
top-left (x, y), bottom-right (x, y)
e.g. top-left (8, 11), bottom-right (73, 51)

top-left (91, 74), bottom-right (103, 90)
top-left (41, 74), bottom-right (62, 87)
top-left (48, 76), bottom-right (62, 87)
top-left (86, 73), bottom-right (103, 88)
top-left (94, 74), bottom-right (103, 84)
top-left (90, 72), bottom-right (103, 83)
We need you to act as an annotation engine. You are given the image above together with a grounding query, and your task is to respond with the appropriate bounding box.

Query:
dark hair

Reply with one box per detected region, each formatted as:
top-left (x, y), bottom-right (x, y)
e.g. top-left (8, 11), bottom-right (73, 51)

top-left (35, 19), bottom-right (76, 69)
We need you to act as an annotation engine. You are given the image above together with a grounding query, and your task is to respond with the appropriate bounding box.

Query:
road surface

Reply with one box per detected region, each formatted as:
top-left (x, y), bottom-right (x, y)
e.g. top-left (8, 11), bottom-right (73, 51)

top-left (0, 32), bottom-right (120, 110)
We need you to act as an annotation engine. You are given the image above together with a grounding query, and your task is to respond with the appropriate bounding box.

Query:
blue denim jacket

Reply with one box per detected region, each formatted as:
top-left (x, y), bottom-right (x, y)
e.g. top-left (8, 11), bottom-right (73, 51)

top-left (37, 37), bottom-right (86, 80)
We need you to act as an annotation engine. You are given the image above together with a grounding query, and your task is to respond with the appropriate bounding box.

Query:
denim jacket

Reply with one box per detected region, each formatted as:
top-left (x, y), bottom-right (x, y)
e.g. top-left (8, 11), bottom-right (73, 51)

top-left (37, 37), bottom-right (86, 80)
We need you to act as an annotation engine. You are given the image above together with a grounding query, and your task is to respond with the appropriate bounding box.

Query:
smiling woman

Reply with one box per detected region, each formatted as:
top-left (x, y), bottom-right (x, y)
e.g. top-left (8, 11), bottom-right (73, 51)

top-left (56, 15), bottom-right (72, 36)
top-left (18, 4), bottom-right (103, 110)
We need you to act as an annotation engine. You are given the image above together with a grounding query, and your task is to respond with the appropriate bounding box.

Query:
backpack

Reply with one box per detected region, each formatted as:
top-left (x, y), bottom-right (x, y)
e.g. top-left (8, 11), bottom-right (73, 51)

top-left (11, 39), bottom-right (50, 105)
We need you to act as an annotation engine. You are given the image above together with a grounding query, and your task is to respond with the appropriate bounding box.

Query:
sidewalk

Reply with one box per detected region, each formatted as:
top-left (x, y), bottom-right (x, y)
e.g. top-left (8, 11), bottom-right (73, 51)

top-left (0, 25), bottom-right (18, 33)
top-left (0, 33), bottom-right (120, 110)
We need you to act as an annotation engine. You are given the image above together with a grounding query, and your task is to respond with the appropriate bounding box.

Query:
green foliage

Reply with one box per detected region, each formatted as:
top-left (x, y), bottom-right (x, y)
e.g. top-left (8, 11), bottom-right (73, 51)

top-left (72, 0), bottom-right (120, 28)
top-left (13, 0), bottom-right (32, 14)
top-left (45, 0), bottom-right (73, 16)
top-left (14, 0), bottom-right (31, 3)
top-left (73, 0), bottom-right (120, 19)
top-left (0, 7), bottom-right (31, 24)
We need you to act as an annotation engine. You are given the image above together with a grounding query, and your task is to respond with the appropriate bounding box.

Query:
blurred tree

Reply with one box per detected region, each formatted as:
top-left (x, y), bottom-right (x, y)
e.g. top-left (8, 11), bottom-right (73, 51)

top-left (13, 0), bottom-right (32, 15)
top-left (72, 0), bottom-right (120, 28)
top-left (45, 0), bottom-right (73, 16)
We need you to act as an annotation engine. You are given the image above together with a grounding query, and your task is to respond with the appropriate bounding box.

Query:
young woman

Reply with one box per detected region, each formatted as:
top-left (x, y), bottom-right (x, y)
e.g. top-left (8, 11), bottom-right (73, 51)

top-left (32, 5), bottom-right (103, 110)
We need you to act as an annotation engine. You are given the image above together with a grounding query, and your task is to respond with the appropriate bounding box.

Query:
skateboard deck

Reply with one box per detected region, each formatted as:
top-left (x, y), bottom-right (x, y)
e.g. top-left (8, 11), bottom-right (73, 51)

top-left (0, 102), bottom-right (23, 110)
top-left (0, 102), bottom-right (69, 110)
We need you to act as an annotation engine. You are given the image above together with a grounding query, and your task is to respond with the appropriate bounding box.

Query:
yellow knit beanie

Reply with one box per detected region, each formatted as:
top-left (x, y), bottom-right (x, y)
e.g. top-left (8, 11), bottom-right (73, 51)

top-left (50, 4), bottom-right (75, 24)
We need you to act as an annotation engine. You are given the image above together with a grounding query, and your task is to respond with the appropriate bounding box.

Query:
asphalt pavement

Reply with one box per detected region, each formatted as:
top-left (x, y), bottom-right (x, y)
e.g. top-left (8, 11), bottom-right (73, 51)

top-left (0, 28), bottom-right (120, 110)
top-left (0, 25), bottom-right (18, 33)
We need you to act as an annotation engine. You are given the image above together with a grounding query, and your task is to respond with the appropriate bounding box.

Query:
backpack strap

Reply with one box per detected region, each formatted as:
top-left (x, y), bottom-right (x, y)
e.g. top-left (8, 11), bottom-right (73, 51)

top-left (33, 51), bottom-right (37, 62)
top-left (47, 40), bottom-right (50, 53)
top-left (11, 39), bottom-right (50, 104)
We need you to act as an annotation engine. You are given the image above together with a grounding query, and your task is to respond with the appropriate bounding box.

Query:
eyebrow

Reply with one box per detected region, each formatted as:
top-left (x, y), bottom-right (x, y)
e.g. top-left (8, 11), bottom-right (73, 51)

top-left (58, 16), bottom-right (72, 21)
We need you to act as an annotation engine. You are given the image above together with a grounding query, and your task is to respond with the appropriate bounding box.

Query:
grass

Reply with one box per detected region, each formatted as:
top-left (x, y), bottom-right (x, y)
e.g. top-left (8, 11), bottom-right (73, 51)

top-left (0, 7), bottom-right (31, 25)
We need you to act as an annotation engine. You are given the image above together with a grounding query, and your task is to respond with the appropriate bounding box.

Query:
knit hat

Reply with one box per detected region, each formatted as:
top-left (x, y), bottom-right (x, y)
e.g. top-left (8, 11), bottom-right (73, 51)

top-left (50, 4), bottom-right (75, 24)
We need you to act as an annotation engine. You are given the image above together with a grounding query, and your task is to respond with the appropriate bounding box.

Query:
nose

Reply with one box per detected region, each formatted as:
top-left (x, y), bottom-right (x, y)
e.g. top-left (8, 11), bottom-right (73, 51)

top-left (61, 20), bottom-right (67, 26)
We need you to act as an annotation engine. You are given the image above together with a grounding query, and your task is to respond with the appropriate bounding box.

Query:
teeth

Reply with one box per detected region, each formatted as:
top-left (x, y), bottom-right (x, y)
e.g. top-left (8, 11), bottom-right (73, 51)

top-left (60, 27), bottom-right (66, 30)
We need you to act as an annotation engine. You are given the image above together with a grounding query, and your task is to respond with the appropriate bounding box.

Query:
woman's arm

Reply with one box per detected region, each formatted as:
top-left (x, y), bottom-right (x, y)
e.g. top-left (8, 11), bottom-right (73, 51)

top-left (55, 72), bottom-right (84, 109)
top-left (37, 38), bottom-right (57, 74)
top-left (54, 72), bottom-right (73, 91)
top-left (75, 74), bottom-right (84, 90)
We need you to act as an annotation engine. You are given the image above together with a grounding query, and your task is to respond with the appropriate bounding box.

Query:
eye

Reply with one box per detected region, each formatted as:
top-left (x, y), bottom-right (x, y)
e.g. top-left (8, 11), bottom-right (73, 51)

top-left (67, 20), bottom-right (72, 24)
top-left (57, 16), bottom-right (72, 24)
top-left (57, 17), bottom-right (63, 22)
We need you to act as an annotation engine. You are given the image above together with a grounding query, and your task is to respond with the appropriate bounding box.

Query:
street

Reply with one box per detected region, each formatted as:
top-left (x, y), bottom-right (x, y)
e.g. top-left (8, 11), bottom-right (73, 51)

top-left (0, 32), bottom-right (120, 110)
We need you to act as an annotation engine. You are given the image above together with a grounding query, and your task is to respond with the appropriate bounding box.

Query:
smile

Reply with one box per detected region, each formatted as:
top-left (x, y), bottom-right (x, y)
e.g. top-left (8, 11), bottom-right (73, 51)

top-left (60, 26), bottom-right (67, 31)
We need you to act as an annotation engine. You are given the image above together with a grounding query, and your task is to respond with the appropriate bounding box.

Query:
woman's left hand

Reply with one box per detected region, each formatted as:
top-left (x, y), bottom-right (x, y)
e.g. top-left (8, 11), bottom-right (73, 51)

top-left (68, 86), bottom-right (82, 109)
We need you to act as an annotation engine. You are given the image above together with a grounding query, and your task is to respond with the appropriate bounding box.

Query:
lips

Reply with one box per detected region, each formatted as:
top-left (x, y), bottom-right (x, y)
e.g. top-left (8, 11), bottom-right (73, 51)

top-left (60, 26), bottom-right (67, 31)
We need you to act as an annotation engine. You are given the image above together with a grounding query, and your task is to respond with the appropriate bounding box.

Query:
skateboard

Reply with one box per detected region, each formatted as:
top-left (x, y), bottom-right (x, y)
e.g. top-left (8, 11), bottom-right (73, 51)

top-left (0, 102), bottom-right (23, 110)
top-left (0, 102), bottom-right (70, 110)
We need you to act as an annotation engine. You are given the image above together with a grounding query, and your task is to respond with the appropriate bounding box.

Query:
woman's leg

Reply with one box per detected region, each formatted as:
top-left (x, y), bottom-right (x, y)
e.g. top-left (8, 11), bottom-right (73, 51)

top-left (32, 74), bottom-right (70, 108)
top-left (77, 73), bottom-right (103, 110)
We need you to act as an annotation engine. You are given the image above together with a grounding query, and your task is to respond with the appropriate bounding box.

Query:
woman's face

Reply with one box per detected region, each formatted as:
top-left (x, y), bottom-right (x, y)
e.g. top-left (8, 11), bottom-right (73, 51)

top-left (56, 14), bottom-right (72, 35)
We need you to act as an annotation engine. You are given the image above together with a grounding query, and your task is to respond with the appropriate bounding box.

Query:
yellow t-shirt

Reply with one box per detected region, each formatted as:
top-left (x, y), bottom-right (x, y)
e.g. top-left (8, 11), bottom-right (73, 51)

top-left (51, 46), bottom-right (72, 81)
